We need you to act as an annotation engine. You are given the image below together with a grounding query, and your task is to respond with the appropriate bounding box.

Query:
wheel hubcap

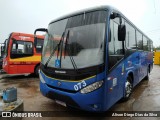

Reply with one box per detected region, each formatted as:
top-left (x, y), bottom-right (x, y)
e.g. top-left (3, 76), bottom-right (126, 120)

top-left (125, 81), bottom-right (132, 98)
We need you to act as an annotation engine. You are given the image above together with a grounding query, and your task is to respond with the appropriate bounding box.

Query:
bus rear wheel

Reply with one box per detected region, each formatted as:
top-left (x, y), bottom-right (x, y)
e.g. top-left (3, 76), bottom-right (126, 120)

top-left (122, 76), bottom-right (133, 101)
top-left (144, 66), bottom-right (150, 80)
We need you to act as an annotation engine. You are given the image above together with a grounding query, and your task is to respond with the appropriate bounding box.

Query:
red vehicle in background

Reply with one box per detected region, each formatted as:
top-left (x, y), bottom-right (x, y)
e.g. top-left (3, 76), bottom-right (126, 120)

top-left (3, 32), bottom-right (44, 76)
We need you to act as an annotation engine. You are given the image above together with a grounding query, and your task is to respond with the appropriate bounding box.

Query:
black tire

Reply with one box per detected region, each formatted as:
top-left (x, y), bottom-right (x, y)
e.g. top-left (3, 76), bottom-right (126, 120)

top-left (34, 65), bottom-right (40, 77)
top-left (122, 76), bottom-right (133, 101)
top-left (144, 66), bottom-right (150, 80)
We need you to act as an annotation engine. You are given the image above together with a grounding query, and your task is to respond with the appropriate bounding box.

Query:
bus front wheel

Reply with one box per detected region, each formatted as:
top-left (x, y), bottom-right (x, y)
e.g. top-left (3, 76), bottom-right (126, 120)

top-left (123, 76), bottom-right (133, 101)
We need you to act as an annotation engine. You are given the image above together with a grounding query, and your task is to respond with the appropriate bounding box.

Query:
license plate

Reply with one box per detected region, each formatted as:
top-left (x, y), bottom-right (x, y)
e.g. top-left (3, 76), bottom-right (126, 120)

top-left (55, 100), bottom-right (66, 107)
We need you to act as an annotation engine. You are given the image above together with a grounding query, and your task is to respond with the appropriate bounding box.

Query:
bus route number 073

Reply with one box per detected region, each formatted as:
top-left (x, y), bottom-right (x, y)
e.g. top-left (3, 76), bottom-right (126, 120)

top-left (74, 80), bottom-right (87, 91)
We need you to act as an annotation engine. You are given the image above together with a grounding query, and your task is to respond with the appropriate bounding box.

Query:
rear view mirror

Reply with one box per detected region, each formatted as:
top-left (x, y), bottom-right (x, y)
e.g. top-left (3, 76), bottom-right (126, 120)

top-left (118, 25), bottom-right (126, 41)
top-left (34, 28), bottom-right (48, 47)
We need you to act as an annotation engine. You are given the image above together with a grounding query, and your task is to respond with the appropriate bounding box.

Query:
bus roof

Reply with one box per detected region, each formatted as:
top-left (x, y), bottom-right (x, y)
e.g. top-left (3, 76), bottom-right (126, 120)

top-left (49, 5), bottom-right (113, 24)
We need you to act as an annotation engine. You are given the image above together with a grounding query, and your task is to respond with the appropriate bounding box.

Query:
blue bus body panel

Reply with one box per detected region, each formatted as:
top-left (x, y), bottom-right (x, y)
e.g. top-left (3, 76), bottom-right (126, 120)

top-left (40, 71), bottom-right (106, 111)
top-left (104, 50), bottom-right (153, 110)
top-left (41, 71), bottom-right (105, 92)
top-left (40, 50), bottom-right (153, 111)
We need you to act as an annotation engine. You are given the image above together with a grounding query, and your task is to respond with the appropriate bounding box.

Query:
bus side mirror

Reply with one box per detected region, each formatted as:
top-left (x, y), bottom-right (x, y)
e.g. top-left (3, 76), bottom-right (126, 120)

top-left (34, 28), bottom-right (48, 46)
top-left (118, 24), bottom-right (126, 41)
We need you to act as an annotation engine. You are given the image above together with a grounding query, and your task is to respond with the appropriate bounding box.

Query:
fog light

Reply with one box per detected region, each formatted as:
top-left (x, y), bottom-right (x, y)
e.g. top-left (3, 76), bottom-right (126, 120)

top-left (91, 104), bottom-right (101, 110)
top-left (93, 104), bottom-right (98, 109)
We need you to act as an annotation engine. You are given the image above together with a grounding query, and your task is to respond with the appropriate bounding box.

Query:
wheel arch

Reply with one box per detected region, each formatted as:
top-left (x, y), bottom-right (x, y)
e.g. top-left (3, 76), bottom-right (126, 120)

top-left (34, 63), bottom-right (40, 72)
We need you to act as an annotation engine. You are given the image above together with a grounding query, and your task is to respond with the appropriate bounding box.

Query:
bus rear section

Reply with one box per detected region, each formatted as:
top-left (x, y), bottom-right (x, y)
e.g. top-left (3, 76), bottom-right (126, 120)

top-left (37, 6), bottom-right (153, 112)
top-left (3, 32), bottom-right (44, 75)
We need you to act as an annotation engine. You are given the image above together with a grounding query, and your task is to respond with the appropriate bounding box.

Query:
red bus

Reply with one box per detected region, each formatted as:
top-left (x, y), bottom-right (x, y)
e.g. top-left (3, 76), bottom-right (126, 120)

top-left (3, 32), bottom-right (44, 76)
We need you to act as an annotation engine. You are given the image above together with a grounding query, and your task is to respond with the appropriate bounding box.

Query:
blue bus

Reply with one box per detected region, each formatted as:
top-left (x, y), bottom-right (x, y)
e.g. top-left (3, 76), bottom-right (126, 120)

top-left (35, 6), bottom-right (153, 111)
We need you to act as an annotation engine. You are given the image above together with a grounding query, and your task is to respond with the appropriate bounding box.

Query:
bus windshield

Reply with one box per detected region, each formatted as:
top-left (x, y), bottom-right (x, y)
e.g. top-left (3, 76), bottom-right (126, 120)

top-left (42, 11), bottom-right (107, 69)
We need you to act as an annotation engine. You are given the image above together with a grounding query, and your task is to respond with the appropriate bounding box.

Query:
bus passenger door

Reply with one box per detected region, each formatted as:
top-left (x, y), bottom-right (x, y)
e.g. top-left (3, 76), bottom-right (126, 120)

top-left (136, 31), bottom-right (144, 82)
top-left (106, 17), bottom-right (125, 108)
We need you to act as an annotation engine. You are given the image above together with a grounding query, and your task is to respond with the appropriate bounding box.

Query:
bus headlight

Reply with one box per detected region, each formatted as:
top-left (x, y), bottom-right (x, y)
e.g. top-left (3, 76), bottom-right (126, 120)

top-left (39, 72), bottom-right (46, 84)
top-left (80, 80), bottom-right (103, 94)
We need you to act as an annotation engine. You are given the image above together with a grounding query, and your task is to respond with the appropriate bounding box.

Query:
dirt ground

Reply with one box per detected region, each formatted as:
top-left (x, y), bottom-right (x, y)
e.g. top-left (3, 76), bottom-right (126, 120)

top-left (0, 65), bottom-right (160, 120)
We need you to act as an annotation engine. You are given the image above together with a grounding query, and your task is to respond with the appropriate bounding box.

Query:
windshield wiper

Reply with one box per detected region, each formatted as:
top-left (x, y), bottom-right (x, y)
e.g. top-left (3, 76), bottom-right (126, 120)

top-left (64, 30), bottom-right (77, 70)
top-left (64, 31), bottom-right (69, 59)
top-left (44, 32), bottom-right (64, 68)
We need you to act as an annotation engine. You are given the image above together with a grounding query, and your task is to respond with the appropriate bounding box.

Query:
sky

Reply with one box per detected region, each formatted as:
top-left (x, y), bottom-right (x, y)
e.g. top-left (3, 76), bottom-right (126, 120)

top-left (0, 0), bottom-right (160, 47)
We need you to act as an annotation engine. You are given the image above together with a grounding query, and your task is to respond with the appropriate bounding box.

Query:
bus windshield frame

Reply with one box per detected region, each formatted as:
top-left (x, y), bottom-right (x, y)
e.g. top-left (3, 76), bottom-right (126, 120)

top-left (42, 10), bottom-right (108, 69)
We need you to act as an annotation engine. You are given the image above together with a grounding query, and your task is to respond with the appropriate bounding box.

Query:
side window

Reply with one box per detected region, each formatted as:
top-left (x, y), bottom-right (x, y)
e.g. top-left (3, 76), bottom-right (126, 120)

top-left (109, 20), bottom-right (114, 54)
top-left (147, 40), bottom-right (150, 51)
top-left (11, 43), bottom-right (17, 54)
top-left (109, 18), bottom-right (123, 55)
top-left (125, 22), bottom-right (136, 49)
top-left (24, 41), bottom-right (33, 54)
top-left (150, 41), bottom-right (153, 52)
top-left (147, 39), bottom-right (152, 51)
top-left (11, 40), bottom-right (33, 58)
top-left (136, 31), bottom-right (143, 50)
top-left (108, 18), bottom-right (124, 70)
top-left (36, 38), bottom-right (44, 53)
top-left (114, 21), bottom-right (123, 55)
top-left (143, 36), bottom-right (148, 51)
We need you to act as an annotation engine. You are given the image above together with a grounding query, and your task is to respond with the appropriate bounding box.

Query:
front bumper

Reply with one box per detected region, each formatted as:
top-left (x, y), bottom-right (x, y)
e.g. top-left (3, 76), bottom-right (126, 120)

top-left (40, 81), bottom-right (105, 111)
